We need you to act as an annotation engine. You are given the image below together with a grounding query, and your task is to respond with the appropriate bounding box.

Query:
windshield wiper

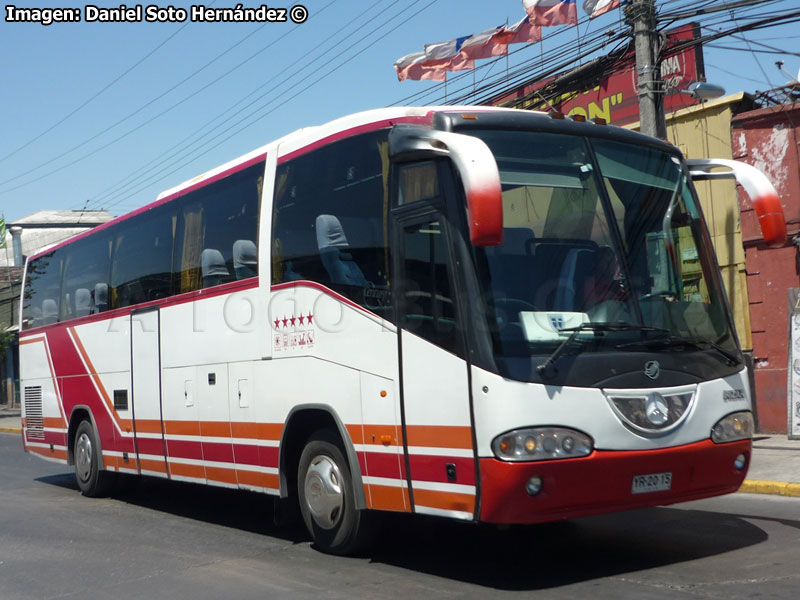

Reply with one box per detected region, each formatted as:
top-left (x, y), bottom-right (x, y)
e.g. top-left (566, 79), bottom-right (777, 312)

top-left (536, 323), bottom-right (667, 377)
top-left (616, 334), bottom-right (740, 365)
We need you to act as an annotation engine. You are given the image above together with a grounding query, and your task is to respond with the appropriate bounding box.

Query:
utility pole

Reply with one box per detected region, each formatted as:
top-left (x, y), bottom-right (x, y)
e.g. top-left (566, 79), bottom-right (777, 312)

top-left (628, 0), bottom-right (667, 138)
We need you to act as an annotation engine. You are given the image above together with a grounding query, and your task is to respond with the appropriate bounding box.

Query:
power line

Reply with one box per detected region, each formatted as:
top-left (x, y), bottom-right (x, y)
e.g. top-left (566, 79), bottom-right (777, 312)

top-left (83, 0), bottom-right (397, 210)
top-left (0, 12), bottom-right (196, 166)
top-left (0, 0), bottom-right (339, 194)
top-left (97, 0), bottom-right (439, 215)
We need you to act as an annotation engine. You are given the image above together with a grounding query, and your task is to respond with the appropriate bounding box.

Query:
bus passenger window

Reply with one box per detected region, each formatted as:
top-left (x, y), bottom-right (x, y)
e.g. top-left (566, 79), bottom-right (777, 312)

top-left (21, 251), bottom-right (63, 329)
top-left (174, 162), bottom-right (262, 292)
top-left (271, 130), bottom-right (392, 319)
top-left (110, 205), bottom-right (176, 309)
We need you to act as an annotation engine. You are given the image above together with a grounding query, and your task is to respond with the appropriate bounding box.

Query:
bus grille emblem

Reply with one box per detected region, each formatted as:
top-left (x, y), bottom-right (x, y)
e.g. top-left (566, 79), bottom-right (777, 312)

top-left (644, 360), bottom-right (660, 379)
top-left (645, 393), bottom-right (670, 426)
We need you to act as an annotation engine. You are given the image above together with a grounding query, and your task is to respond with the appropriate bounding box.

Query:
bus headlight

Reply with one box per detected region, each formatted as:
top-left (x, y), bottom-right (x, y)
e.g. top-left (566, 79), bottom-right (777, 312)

top-left (492, 427), bottom-right (593, 461)
top-left (711, 411), bottom-right (754, 444)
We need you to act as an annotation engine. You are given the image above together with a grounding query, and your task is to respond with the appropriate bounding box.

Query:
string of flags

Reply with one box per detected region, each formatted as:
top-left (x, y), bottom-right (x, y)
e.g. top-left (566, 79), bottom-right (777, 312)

top-left (394, 0), bottom-right (621, 82)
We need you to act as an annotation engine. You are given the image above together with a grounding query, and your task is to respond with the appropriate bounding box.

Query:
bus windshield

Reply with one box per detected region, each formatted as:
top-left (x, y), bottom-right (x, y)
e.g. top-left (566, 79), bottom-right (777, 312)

top-left (467, 129), bottom-right (738, 380)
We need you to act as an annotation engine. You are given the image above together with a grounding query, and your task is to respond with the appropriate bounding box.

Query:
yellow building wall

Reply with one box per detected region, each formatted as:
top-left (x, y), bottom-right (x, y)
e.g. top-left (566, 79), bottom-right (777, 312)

top-left (625, 94), bottom-right (752, 349)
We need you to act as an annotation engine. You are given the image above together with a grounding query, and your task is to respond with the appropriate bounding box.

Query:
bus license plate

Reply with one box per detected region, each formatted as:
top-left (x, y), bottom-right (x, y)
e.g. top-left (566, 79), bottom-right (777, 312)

top-left (632, 472), bottom-right (672, 494)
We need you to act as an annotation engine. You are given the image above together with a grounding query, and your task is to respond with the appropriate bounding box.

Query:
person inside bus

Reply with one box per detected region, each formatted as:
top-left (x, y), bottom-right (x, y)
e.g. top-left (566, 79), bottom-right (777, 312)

top-left (582, 246), bottom-right (625, 307)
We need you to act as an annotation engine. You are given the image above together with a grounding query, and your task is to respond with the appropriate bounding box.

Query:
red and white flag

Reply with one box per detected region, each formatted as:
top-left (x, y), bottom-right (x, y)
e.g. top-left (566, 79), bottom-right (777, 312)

top-left (394, 52), bottom-right (446, 82)
top-left (522, 0), bottom-right (578, 27)
top-left (507, 15), bottom-right (543, 44)
top-left (583, 0), bottom-right (620, 19)
top-left (460, 27), bottom-right (510, 60)
top-left (425, 35), bottom-right (475, 73)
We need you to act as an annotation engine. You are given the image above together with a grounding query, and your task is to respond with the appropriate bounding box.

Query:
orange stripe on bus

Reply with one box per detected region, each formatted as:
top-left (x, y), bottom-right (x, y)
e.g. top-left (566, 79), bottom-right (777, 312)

top-left (236, 470), bottom-right (279, 489)
top-left (346, 424), bottom-right (364, 445)
top-left (257, 423), bottom-right (283, 440)
top-left (199, 421), bottom-right (233, 438)
top-left (205, 466), bottom-right (238, 486)
top-left (413, 488), bottom-right (476, 515)
top-left (230, 422), bottom-right (259, 439)
top-left (361, 424), bottom-right (402, 446)
top-left (43, 417), bottom-right (67, 429)
top-left (103, 454), bottom-right (139, 472)
top-left (168, 462), bottom-right (205, 480)
top-left (138, 458), bottom-right (168, 474)
top-left (134, 420), bottom-right (164, 435)
top-left (367, 483), bottom-right (409, 512)
top-left (29, 446), bottom-right (68, 461)
top-left (405, 425), bottom-right (473, 450)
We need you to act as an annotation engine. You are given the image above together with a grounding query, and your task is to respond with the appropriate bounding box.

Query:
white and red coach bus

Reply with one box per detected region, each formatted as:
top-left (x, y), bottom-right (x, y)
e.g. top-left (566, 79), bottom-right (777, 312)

top-left (19, 107), bottom-right (785, 554)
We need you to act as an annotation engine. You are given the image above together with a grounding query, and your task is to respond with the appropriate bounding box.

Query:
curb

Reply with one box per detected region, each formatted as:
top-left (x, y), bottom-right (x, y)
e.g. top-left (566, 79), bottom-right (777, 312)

top-left (0, 427), bottom-right (21, 434)
top-left (738, 480), bottom-right (800, 498)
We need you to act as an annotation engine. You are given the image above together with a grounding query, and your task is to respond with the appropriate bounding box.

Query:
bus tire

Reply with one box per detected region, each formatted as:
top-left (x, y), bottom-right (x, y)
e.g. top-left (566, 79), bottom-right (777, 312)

top-left (74, 420), bottom-right (115, 497)
top-left (297, 430), bottom-right (372, 555)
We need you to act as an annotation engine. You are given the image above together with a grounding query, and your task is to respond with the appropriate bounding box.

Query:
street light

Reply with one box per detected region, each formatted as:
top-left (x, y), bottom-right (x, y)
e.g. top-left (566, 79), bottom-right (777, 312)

top-left (683, 82), bottom-right (726, 101)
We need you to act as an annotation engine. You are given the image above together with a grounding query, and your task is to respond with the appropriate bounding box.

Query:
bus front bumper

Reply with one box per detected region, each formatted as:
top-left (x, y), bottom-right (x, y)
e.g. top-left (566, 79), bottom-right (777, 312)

top-left (479, 438), bottom-right (750, 524)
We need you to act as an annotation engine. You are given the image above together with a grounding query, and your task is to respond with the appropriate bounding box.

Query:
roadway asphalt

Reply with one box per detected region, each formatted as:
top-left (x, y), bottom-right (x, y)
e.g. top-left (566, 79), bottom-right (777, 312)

top-left (2, 406), bottom-right (798, 497)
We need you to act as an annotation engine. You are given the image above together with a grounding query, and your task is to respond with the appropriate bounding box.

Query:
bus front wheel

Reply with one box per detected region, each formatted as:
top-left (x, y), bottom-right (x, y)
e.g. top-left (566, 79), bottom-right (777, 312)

top-left (297, 430), bottom-right (372, 555)
top-left (74, 420), bottom-right (115, 497)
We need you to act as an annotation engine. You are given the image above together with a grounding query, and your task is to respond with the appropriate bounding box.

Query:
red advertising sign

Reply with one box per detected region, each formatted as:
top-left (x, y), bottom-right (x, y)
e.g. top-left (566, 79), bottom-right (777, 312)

top-left (490, 23), bottom-right (705, 126)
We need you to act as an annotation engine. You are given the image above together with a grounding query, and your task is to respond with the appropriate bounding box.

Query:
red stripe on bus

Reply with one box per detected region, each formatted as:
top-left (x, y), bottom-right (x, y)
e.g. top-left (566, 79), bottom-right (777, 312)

top-left (165, 439), bottom-right (204, 461)
top-left (408, 454), bottom-right (476, 486)
top-left (361, 450), bottom-right (404, 480)
top-left (276, 116), bottom-right (431, 165)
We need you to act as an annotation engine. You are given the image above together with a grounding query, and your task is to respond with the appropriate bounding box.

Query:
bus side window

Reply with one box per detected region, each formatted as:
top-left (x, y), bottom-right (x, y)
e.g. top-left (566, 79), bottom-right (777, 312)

top-left (110, 205), bottom-right (176, 309)
top-left (61, 232), bottom-right (111, 319)
top-left (271, 130), bottom-right (392, 318)
top-left (174, 162), bottom-right (262, 292)
top-left (22, 251), bottom-right (63, 330)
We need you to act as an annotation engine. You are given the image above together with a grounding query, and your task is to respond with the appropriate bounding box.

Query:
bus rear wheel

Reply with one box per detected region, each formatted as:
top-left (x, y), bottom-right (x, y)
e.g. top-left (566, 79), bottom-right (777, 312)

top-left (74, 420), bottom-right (114, 497)
top-left (297, 430), bottom-right (373, 555)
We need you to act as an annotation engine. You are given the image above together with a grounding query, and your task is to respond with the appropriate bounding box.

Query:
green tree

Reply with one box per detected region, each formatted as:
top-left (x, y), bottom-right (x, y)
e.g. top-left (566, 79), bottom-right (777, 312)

top-left (0, 326), bottom-right (13, 356)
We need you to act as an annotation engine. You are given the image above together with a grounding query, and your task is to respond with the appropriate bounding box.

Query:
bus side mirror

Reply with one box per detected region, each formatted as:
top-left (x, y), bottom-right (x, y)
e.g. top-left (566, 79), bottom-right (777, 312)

top-left (389, 125), bottom-right (504, 246)
top-left (686, 158), bottom-right (786, 247)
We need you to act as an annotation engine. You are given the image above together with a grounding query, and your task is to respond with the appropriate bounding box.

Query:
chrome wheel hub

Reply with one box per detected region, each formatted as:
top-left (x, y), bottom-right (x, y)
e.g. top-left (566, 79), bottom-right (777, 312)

top-left (304, 455), bottom-right (343, 530)
top-left (76, 432), bottom-right (93, 483)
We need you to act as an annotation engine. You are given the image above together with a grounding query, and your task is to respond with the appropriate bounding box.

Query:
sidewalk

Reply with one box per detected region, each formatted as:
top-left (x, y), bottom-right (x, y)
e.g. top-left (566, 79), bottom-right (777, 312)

top-left (1, 407), bottom-right (799, 497)
top-left (0, 407), bottom-right (21, 434)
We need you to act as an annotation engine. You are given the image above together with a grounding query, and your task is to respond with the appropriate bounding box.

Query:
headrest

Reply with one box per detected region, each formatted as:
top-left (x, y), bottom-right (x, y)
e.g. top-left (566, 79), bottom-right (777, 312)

top-left (94, 283), bottom-right (108, 305)
top-left (200, 248), bottom-right (229, 277)
top-left (75, 288), bottom-right (91, 313)
top-left (315, 215), bottom-right (349, 250)
top-left (233, 240), bottom-right (257, 268)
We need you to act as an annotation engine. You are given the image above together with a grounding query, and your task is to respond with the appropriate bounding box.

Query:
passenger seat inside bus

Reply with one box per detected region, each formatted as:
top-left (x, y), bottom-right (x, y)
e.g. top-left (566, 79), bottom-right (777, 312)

top-left (233, 240), bottom-right (257, 279)
top-left (315, 214), bottom-right (368, 287)
top-left (94, 283), bottom-right (108, 313)
top-left (41, 299), bottom-right (58, 325)
top-left (75, 288), bottom-right (92, 317)
top-left (201, 248), bottom-right (230, 288)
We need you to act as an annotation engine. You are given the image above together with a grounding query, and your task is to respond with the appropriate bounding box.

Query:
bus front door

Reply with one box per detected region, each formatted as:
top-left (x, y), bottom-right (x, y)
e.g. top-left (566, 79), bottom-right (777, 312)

top-left (395, 211), bottom-right (477, 521)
